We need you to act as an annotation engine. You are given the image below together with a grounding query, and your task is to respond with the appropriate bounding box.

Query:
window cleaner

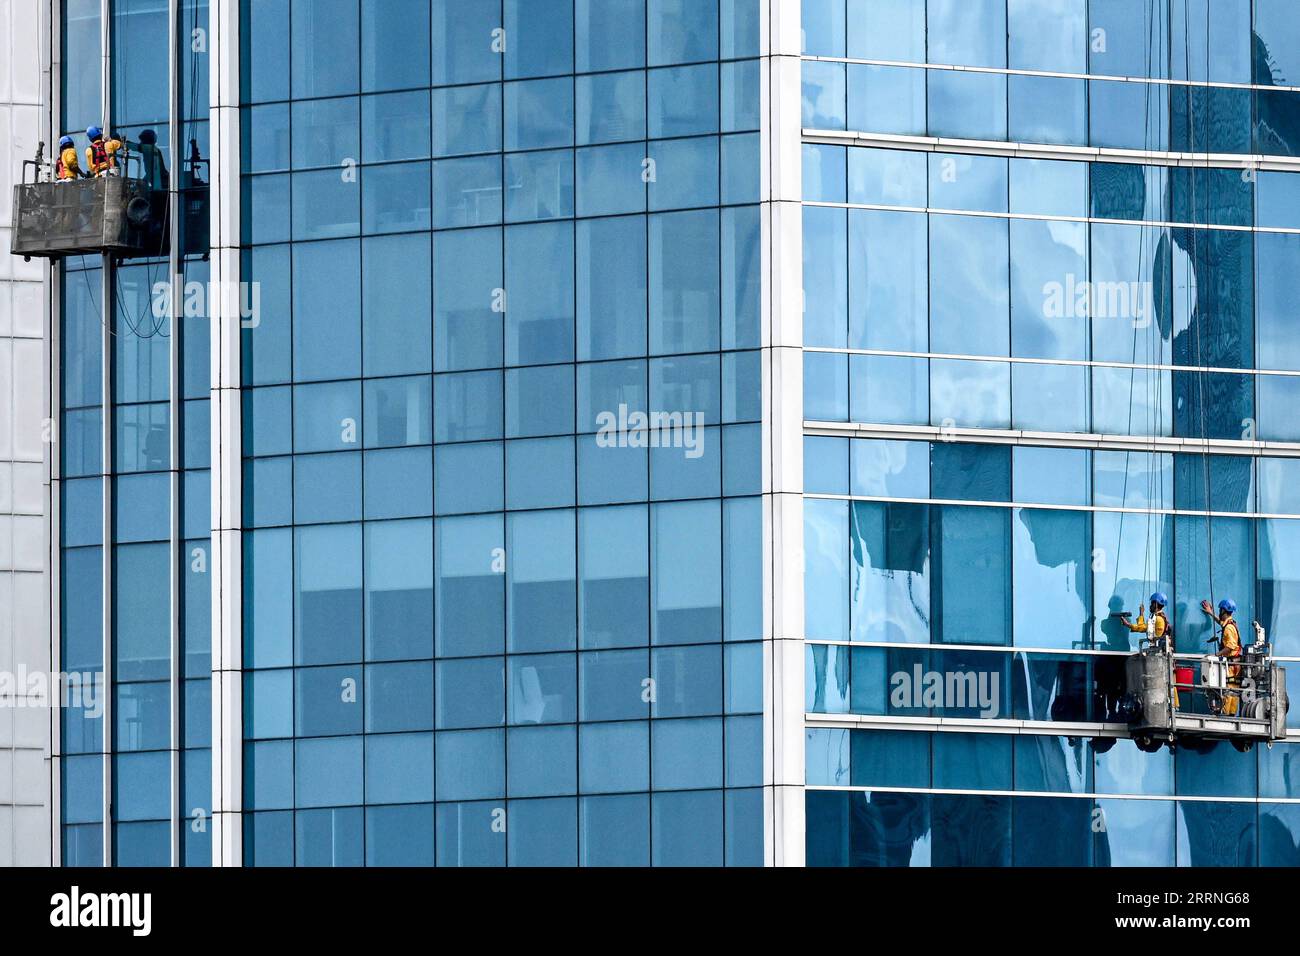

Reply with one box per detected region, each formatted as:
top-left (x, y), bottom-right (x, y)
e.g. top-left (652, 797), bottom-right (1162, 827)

top-left (1200, 598), bottom-right (1242, 717)
top-left (1119, 592), bottom-right (1178, 707)
top-left (85, 125), bottom-right (124, 177)
top-left (55, 135), bottom-right (83, 181)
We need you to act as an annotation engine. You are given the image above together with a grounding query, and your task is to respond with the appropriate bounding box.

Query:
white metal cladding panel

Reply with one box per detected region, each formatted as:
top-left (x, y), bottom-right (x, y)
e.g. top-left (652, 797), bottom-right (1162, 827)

top-left (0, 0), bottom-right (53, 867)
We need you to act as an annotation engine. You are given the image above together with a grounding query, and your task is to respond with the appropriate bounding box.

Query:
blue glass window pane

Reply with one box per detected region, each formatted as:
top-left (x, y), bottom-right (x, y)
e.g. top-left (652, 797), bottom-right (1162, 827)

top-left (580, 794), bottom-right (650, 866)
top-left (1088, 0), bottom-right (1168, 77)
top-left (801, 0), bottom-right (844, 56)
top-left (576, 0), bottom-right (646, 73)
top-left (805, 498), bottom-right (849, 642)
top-left (804, 436), bottom-right (848, 495)
top-left (929, 216), bottom-right (1010, 356)
top-left (508, 652), bottom-right (576, 724)
top-left (576, 71), bottom-right (645, 146)
top-left (803, 206), bottom-right (846, 349)
top-left (434, 442), bottom-right (504, 514)
top-left (1013, 735), bottom-right (1092, 793)
top-left (804, 144), bottom-right (846, 203)
top-left (433, 227), bottom-right (503, 371)
top-left (803, 61), bottom-right (846, 131)
top-left (433, 155), bottom-right (502, 229)
top-left (927, 70), bottom-right (1006, 140)
top-left (649, 64), bottom-right (719, 138)
top-left (244, 811), bottom-right (293, 865)
top-left (1095, 798), bottom-right (1175, 866)
top-left (434, 658), bottom-right (499, 733)
top-left (579, 506), bottom-right (650, 650)
top-left (649, 136), bottom-right (719, 211)
top-left (1010, 218), bottom-right (1088, 360)
top-left (930, 151), bottom-right (1008, 209)
top-left (291, 96), bottom-right (358, 170)
top-left (1255, 0), bottom-right (1300, 86)
top-left (850, 438), bottom-right (928, 498)
top-left (292, 240), bottom-right (360, 380)
top-left (504, 0), bottom-right (573, 79)
top-left (366, 661), bottom-right (434, 732)
top-left (504, 150), bottom-right (575, 222)
top-left (243, 104), bottom-right (291, 172)
top-left (114, 751), bottom-right (170, 821)
top-left (508, 726), bottom-right (577, 797)
top-left (434, 370), bottom-right (503, 443)
top-left (1010, 75), bottom-right (1086, 146)
top-left (652, 500), bottom-right (722, 645)
top-left (848, 354), bottom-right (925, 425)
top-left (929, 359), bottom-right (1010, 429)
top-left (290, 0), bottom-right (360, 99)
top-left (850, 729), bottom-right (930, 788)
top-left (243, 174), bottom-right (291, 244)
top-left (1010, 159), bottom-right (1086, 218)
top-left (580, 649), bottom-right (650, 722)
top-left (292, 452), bottom-right (361, 524)
top-left (432, 84), bottom-right (501, 157)
top-left (724, 497), bottom-right (763, 642)
top-left (364, 377), bottom-right (432, 450)
top-left (508, 798), bottom-right (578, 866)
top-left (850, 501), bottom-right (931, 643)
top-left (244, 743), bottom-right (293, 811)
top-left (1012, 508), bottom-right (1090, 649)
top-left (934, 506), bottom-right (1011, 645)
top-left (114, 544), bottom-right (169, 680)
top-left (1008, 0), bottom-right (1085, 71)
top-left (295, 664), bottom-right (362, 737)
top-left (927, 0), bottom-right (1004, 67)
top-left (436, 730), bottom-right (505, 801)
top-left (365, 733), bottom-right (433, 804)
top-left (722, 60), bottom-right (760, 133)
top-left (366, 805), bottom-right (435, 865)
top-left (295, 737), bottom-right (363, 809)
top-left (806, 352), bottom-right (848, 423)
top-left (847, 64), bottom-right (926, 136)
top-left (505, 222), bottom-right (575, 365)
top-left (652, 790), bottom-right (723, 866)
top-left (506, 438), bottom-right (576, 510)
top-left (650, 210), bottom-right (719, 354)
top-left (508, 509), bottom-right (577, 651)
top-left (651, 645), bottom-right (722, 718)
top-left (848, 210), bottom-right (926, 352)
top-left (576, 143), bottom-right (648, 218)
top-left (847, 147), bottom-right (925, 207)
top-left (431, 0), bottom-right (500, 86)
top-left (435, 514), bottom-right (505, 657)
top-left (505, 77), bottom-right (574, 151)
top-left (361, 91), bottom-right (431, 165)
top-left (114, 473), bottom-right (170, 542)
top-left (847, 0), bottom-right (924, 60)
top-left (1089, 80), bottom-right (1169, 151)
top-left (363, 521), bottom-right (431, 658)
top-left (806, 728), bottom-right (851, 786)
top-left (507, 365), bottom-right (575, 438)
top-left (648, 0), bottom-right (717, 65)
top-left (241, 0), bottom-right (289, 104)
top-left (292, 380), bottom-right (361, 453)
top-left (294, 523), bottom-right (363, 664)
top-left (244, 529), bottom-right (293, 669)
top-left (577, 216), bottom-right (647, 360)
top-left (435, 802), bottom-right (506, 865)
top-left (651, 717), bottom-right (723, 789)
top-left (1014, 447), bottom-right (1089, 506)
top-left (361, 0), bottom-right (429, 92)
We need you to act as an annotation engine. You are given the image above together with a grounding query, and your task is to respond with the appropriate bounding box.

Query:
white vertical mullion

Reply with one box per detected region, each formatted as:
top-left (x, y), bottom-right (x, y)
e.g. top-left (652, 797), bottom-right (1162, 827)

top-left (167, 0), bottom-right (183, 869)
top-left (762, 0), bottom-right (806, 867)
top-left (47, 0), bottom-right (64, 868)
top-left (208, 0), bottom-right (242, 868)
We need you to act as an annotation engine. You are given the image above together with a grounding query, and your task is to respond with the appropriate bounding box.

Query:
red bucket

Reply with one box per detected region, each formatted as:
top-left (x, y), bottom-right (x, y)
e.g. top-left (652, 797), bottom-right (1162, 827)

top-left (1175, 666), bottom-right (1194, 687)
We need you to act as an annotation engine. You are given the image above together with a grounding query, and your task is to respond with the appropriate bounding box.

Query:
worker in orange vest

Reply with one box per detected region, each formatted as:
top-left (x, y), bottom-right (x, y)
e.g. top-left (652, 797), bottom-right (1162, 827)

top-left (1201, 598), bottom-right (1242, 716)
top-left (85, 126), bottom-right (124, 177)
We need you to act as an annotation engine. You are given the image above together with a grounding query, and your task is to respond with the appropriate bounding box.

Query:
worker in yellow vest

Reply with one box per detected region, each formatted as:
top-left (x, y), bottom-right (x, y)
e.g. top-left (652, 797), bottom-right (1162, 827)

top-left (1201, 598), bottom-right (1242, 716)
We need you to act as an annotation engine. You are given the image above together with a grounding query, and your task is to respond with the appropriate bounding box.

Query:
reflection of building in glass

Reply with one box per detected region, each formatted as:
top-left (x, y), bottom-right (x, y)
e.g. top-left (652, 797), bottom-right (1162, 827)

top-left (11, 0), bottom-right (1300, 869)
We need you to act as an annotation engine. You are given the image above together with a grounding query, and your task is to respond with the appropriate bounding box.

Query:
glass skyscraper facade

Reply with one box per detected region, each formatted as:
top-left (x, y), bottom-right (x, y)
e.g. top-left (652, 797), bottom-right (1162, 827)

top-left (23, 0), bottom-right (1300, 868)
top-left (802, 0), bottom-right (1300, 866)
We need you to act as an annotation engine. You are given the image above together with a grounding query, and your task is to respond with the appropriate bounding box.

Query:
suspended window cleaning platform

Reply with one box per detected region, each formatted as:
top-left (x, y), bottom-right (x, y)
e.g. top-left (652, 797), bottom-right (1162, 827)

top-left (1120, 628), bottom-right (1289, 753)
top-left (8, 144), bottom-right (209, 262)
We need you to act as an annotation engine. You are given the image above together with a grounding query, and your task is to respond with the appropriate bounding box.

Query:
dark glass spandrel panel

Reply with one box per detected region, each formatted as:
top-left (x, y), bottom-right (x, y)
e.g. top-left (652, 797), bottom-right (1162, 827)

top-left (1171, 86), bottom-right (1251, 155)
top-left (933, 506), bottom-right (1010, 645)
top-left (931, 794), bottom-right (1011, 866)
top-left (1013, 796), bottom-right (1094, 866)
top-left (850, 791), bottom-right (932, 867)
top-left (1176, 800), bottom-right (1256, 867)
top-left (850, 729), bottom-right (929, 789)
top-left (932, 732), bottom-right (1012, 790)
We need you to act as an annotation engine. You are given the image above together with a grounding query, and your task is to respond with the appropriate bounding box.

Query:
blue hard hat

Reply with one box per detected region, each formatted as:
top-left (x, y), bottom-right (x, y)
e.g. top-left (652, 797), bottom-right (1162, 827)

top-left (1218, 598), bottom-right (1237, 614)
top-left (1150, 591), bottom-right (1168, 607)
top-left (86, 125), bottom-right (102, 141)
top-left (58, 135), bottom-right (74, 149)
top-left (139, 128), bottom-right (156, 145)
